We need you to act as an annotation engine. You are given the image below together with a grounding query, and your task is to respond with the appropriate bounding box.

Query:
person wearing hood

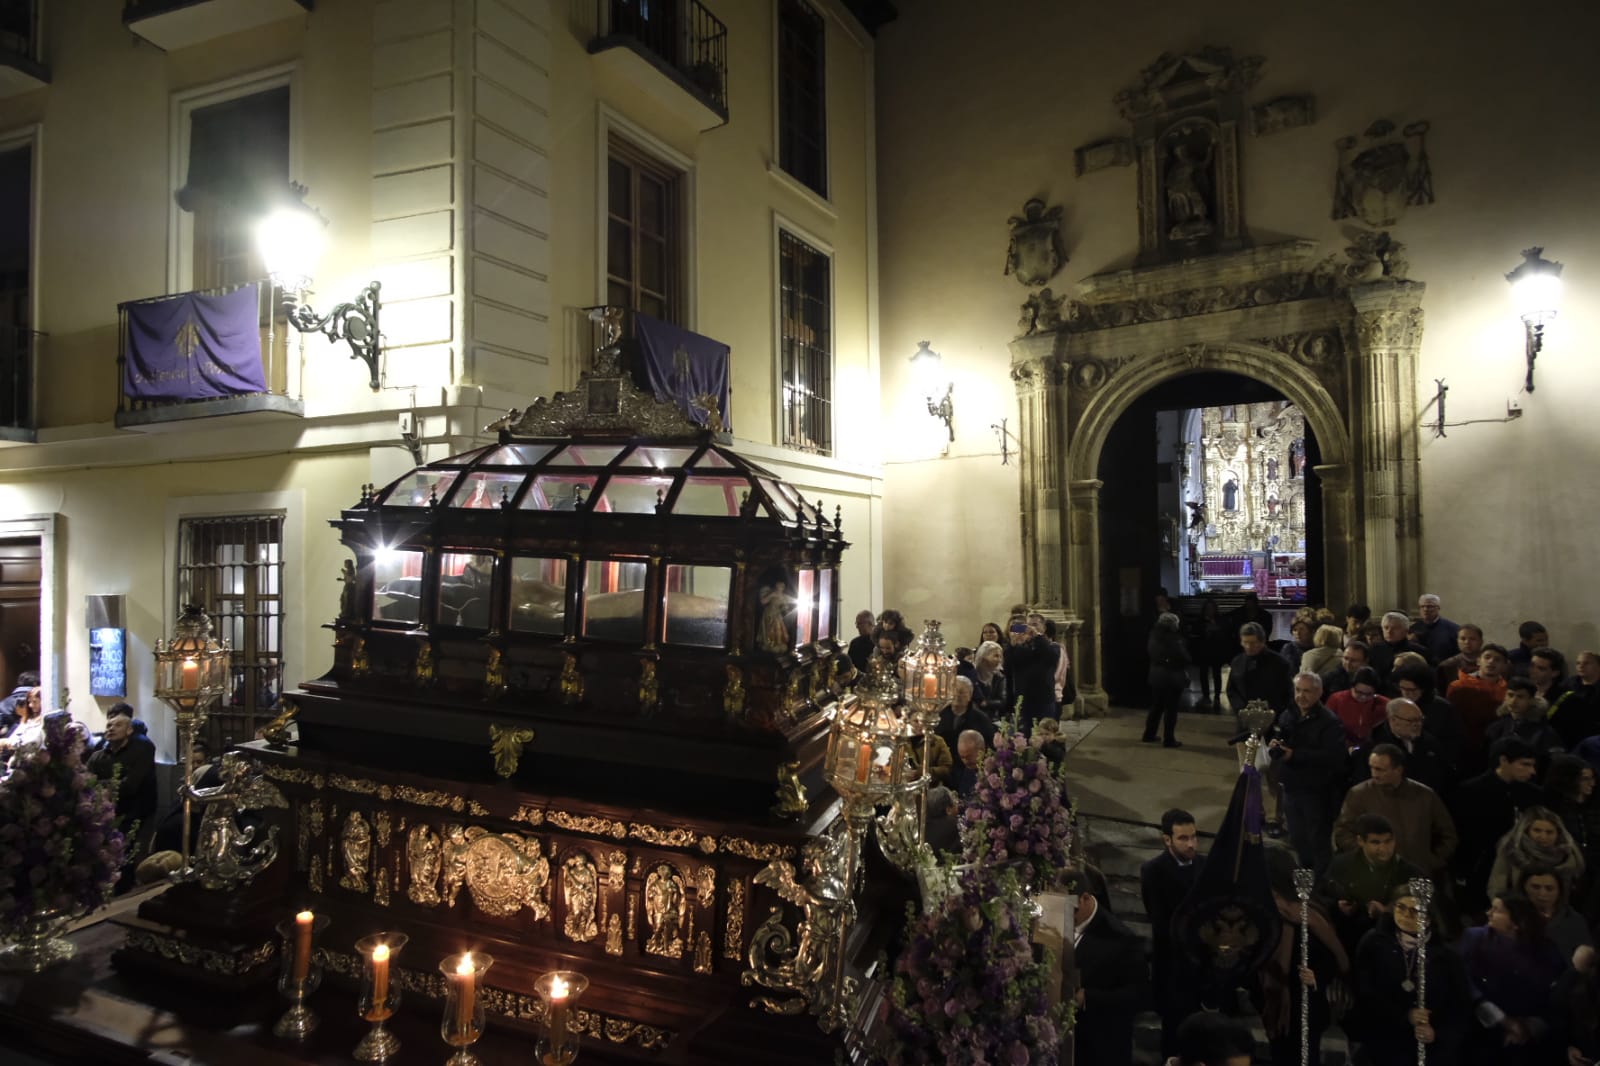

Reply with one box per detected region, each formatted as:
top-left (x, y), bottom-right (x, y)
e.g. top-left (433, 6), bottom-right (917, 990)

top-left (86, 702), bottom-right (158, 846)
top-left (1483, 677), bottom-right (1563, 773)
top-left (1255, 845), bottom-right (1350, 1066)
top-left (1349, 883), bottom-right (1472, 1065)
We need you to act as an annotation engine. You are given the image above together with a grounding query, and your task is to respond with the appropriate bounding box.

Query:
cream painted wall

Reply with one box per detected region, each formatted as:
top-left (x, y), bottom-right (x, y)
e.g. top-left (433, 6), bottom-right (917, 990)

top-left (0, 451), bottom-right (360, 758)
top-left (874, 0), bottom-right (1600, 654)
top-left (546, 0), bottom-right (885, 614)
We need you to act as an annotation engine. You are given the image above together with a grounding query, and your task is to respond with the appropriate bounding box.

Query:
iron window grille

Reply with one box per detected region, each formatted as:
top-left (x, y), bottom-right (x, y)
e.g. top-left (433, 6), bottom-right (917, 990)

top-left (778, 230), bottom-right (832, 455)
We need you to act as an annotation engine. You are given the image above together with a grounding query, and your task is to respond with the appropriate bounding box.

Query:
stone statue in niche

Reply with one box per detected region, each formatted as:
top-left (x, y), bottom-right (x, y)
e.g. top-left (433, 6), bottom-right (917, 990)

top-left (1267, 495), bottom-right (1281, 517)
top-left (1003, 198), bottom-right (1066, 287)
top-left (1186, 499), bottom-right (1207, 531)
top-left (1266, 457), bottom-right (1280, 482)
top-left (1222, 479), bottom-right (1239, 512)
top-left (1332, 119), bottom-right (1434, 227)
top-left (1163, 122), bottom-right (1217, 241)
top-left (1289, 441), bottom-right (1305, 478)
top-left (337, 559), bottom-right (358, 624)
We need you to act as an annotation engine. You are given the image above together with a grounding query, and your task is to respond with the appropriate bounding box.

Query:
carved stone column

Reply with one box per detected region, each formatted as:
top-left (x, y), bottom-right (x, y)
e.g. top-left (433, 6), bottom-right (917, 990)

top-left (1310, 463), bottom-right (1359, 613)
top-left (1065, 479), bottom-right (1109, 718)
top-left (1011, 358), bottom-right (1066, 611)
top-left (1348, 279), bottom-right (1426, 611)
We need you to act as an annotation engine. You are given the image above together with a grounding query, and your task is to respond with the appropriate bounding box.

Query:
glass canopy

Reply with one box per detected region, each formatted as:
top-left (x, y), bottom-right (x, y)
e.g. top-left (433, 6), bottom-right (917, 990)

top-left (372, 438), bottom-right (828, 525)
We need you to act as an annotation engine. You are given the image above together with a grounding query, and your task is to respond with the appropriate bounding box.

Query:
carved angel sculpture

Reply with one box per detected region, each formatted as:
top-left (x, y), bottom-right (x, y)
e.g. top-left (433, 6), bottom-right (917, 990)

top-left (182, 753), bottom-right (287, 891)
top-left (563, 854), bottom-right (600, 943)
top-left (644, 865), bottom-right (686, 958)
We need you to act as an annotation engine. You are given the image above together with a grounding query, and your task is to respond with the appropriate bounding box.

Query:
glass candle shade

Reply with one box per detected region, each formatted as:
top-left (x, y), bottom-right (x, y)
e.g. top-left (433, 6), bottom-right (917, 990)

top-left (439, 951), bottom-right (494, 1066)
top-left (534, 970), bottom-right (589, 1066)
top-left (353, 932), bottom-right (409, 1062)
top-left (272, 911), bottom-right (331, 1040)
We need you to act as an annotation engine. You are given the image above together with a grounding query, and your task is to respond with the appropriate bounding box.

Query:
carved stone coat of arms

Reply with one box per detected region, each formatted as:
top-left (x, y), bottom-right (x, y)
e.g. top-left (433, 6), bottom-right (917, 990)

top-left (1004, 198), bottom-right (1066, 287)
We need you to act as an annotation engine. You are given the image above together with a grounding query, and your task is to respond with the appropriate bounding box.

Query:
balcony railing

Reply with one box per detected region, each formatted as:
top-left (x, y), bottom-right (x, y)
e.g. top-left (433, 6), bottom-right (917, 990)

top-left (590, 0), bottom-right (728, 123)
top-left (0, 0), bottom-right (47, 97)
top-left (116, 280), bottom-right (303, 429)
top-left (0, 324), bottom-right (41, 439)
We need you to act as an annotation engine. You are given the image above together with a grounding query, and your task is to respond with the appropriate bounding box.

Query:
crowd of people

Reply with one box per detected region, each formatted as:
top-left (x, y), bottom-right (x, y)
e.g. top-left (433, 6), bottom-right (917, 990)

top-left (1127, 593), bottom-right (1600, 1066)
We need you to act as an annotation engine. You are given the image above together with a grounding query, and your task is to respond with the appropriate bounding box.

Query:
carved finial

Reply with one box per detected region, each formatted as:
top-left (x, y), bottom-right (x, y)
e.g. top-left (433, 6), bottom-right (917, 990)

top-left (428, 485), bottom-right (439, 508)
top-left (834, 504), bottom-right (842, 533)
top-left (572, 483), bottom-right (587, 509)
top-left (500, 486), bottom-right (513, 509)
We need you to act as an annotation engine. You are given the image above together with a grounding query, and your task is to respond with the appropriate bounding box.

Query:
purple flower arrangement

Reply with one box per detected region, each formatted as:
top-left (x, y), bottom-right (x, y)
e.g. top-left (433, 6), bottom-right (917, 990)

top-left (0, 713), bottom-right (127, 931)
top-left (883, 867), bottom-right (1068, 1065)
top-left (958, 723), bottom-right (1073, 889)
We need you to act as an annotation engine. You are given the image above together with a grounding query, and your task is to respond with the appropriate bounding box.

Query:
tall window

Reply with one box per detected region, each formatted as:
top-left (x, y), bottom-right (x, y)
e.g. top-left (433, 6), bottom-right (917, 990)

top-left (177, 515), bottom-right (285, 752)
top-left (606, 138), bottom-right (682, 325)
top-left (777, 0), bottom-right (826, 198)
top-left (178, 86), bottom-right (290, 291)
top-left (0, 142), bottom-right (30, 431)
top-left (779, 230), bottom-right (831, 455)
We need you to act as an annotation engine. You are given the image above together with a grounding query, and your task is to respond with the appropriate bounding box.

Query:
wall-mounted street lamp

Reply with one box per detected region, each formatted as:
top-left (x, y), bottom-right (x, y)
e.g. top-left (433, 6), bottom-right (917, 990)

top-left (1506, 247), bottom-right (1563, 394)
top-left (257, 192), bottom-right (385, 391)
top-left (908, 340), bottom-right (954, 442)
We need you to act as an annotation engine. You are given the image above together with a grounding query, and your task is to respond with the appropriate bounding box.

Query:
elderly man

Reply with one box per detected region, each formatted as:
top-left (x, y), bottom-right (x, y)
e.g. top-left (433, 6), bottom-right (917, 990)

top-left (1227, 622), bottom-right (1293, 713)
top-left (1368, 610), bottom-right (1432, 686)
top-left (1332, 741), bottom-right (1457, 876)
top-left (951, 729), bottom-right (985, 799)
top-left (1270, 671), bottom-right (1347, 873)
top-left (846, 609), bottom-right (875, 673)
top-left (936, 675), bottom-right (996, 756)
top-left (1348, 694), bottom-right (1453, 794)
top-left (1409, 594), bottom-right (1461, 666)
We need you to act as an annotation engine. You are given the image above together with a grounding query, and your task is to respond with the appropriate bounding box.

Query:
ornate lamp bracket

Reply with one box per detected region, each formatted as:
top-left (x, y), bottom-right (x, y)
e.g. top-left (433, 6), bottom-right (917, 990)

top-left (284, 281), bottom-right (384, 391)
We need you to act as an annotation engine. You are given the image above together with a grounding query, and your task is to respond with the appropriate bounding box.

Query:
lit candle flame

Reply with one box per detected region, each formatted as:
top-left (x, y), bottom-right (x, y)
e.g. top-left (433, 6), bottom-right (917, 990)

top-left (456, 952), bottom-right (474, 975)
top-left (296, 909), bottom-right (313, 923)
top-left (372, 944), bottom-right (390, 962)
top-left (550, 974), bottom-right (569, 1000)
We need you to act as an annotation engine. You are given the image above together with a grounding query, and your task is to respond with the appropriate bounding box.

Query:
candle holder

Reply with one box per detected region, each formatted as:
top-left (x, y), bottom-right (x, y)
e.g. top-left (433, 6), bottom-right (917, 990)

top-left (439, 951), bottom-right (494, 1066)
top-left (353, 932), bottom-right (409, 1062)
top-left (534, 970), bottom-right (589, 1066)
top-left (273, 911), bottom-right (331, 1039)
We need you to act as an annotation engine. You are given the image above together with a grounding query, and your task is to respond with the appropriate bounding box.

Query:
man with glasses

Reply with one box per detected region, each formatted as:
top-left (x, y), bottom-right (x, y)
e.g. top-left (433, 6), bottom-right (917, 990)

top-left (1349, 687), bottom-right (1455, 795)
top-left (1409, 593), bottom-right (1460, 665)
top-left (1332, 736), bottom-right (1458, 878)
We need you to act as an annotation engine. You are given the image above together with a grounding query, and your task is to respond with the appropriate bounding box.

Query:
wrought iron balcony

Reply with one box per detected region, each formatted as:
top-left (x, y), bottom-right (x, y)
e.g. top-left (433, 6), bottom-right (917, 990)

top-left (124, 0), bottom-right (313, 52)
top-left (0, 324), bottom-right (41, 442)
top-left (588, 0), bottom-right (728, 130)
top-left (116, 280), bottom-right (304, 430)
top-left (0, 0), bottom-right (48, 98)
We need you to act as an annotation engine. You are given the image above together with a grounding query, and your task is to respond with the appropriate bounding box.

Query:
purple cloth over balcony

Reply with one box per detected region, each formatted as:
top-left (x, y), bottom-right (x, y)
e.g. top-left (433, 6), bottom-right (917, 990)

top-left (123, 283), bottom-right (268, 401)
top-left (634, 312), bottom-right (731, 432)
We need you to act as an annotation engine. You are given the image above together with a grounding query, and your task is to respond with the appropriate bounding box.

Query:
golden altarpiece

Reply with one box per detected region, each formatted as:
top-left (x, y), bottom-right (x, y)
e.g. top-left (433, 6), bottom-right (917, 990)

top-left (112, 344), bottom-right (904, 1064)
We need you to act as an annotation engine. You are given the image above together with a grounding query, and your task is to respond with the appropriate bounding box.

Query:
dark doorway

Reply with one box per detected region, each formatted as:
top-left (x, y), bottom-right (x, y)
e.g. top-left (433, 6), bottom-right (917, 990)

top-left (0, 536), bottom-right (40, 692)
top-left (1096, 372), bottom-right (1324, 706)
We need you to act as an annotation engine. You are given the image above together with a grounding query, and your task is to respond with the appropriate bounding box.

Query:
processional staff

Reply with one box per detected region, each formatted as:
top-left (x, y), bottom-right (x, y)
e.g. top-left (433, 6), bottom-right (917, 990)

top-left (1292, 867), bottom-right (1315, 1066)
top-left (1409, 876), bottom-right (1435, 1066)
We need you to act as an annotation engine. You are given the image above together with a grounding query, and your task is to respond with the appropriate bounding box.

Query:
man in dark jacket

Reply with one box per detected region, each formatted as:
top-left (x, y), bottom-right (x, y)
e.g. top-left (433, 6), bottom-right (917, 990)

top-left (1321, 641), bottom-right (1369, 697)
top-left (935, 676), bottom-right (996, 755)
top-left (1070, 886), bottom-right (1148, 1066)
top-left (845, 609), bottom-right (875, 674)
top-left (1004, 614), bottom-right (1058, 734)
top-left (1368, 611), bottom-right (1432, 686)
top-left (1408, 594), bottom-right (1461, 666)
top-left (1141, 808), bottom-right (1203, 1057)
top-left (1450, 736), bottom-right (1544, 909)
top-left (1226, 623), bottom-right (1293, 713)
top-left (1270, 671), bottom-right (1348, 874)
top-left (1482, 677), bottom-right (1562, 772)
top-left (1347, 697), bottom-right (1453, 795)
top-left (86, 703), bottom-right (158, 846)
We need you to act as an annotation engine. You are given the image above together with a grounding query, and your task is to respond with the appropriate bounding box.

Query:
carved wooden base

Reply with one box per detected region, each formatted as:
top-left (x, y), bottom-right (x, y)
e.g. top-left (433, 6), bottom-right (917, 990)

top-left (109, 914), bottom-right (280, 1000)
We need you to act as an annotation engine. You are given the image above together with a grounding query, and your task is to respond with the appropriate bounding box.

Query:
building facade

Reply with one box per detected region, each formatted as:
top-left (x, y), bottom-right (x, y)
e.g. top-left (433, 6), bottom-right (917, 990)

top-left (0, 0), bottom-right (884, 756)
top-left (873, 0), bottom-right (1600, 707)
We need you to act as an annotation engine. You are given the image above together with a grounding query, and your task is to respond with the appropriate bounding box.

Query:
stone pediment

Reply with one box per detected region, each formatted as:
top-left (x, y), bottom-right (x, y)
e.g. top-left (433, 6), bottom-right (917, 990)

top-left (1075, 239), bottom-right (1322, 303)
top-left (1114, 47), bottom-right (1263, 120)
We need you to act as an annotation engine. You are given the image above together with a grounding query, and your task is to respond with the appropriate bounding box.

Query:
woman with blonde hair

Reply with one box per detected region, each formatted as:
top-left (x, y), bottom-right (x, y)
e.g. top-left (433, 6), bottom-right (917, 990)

top-left (1487, 805), bottom-right (1586, 902)
top-left (1301, 624), bottom-right (1344, 677)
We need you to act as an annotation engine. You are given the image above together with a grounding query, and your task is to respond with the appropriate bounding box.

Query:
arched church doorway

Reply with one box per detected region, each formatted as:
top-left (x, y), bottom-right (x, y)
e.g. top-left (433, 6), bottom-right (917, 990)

top-left (1095, 371), bottom-right (1324, 705)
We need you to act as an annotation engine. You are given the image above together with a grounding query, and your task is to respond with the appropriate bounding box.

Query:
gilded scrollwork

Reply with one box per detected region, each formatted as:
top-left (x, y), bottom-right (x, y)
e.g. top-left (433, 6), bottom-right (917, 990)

top-left (441, 825), bottom-right (550, 919)
top-left (375, 810), bottom-right (392, 848)
top-left (724, 877), bottom-right (746, 959)
top-left (124, 929), bottom-right (276, 976)
top-left (406, 824), bottom-right (443, 906)
top-left (308, 798), bottom-right (324, 837)
top-left (257, 762), bottom-right (325, 789)
top-left (375, 865), bottom-right (390, 906)
top-left (512, 804), bottom-right (545, 826)
top-left (562, 852), bottom-right (600, 942)
top-left (694, 931), bottom-right (713, 974)
top-left (394, 784), bottom-right (467, 812)
top-left (548, 810), bottom-right (628, 840)
top-left (339, 810), bottom-right (371, 893)
top-left (696, 865), bottom-right (716, 901)
top-left (644, 864), bottom-right (687, 959)
top-left (719, 837), bottom-right (797, 862)
top-left (628, 823), bottom-right (698, 849)
top-left (489, 724), bottom-right (536, 779)
top-left (605, 913), bottom-right (623, 955)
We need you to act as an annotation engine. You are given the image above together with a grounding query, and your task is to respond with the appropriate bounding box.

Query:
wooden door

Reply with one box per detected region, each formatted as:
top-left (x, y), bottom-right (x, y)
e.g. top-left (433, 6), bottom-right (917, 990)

top-left (0, 537), bottom-right (40, 692)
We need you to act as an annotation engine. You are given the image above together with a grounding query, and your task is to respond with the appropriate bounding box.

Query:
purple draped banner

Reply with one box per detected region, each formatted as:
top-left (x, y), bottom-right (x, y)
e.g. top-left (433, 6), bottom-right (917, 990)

top-left (634, 313), bottom-right (731, 432)
top-left (122, 283), bottom-right (268, 401)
